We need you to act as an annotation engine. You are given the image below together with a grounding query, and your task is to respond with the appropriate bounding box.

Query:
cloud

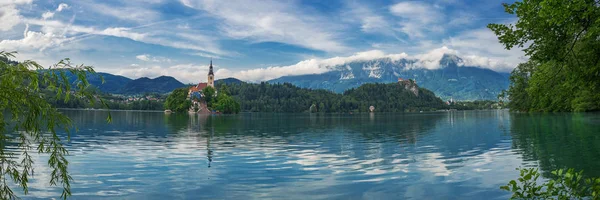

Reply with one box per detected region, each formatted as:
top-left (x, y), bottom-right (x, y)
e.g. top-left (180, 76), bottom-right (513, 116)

top-left (343, 1), bottom-right (392, 34)
top-left (0, 0), bottom-right (32, 6)
top-left (40, 3), bottom-right (69, 20)
top-left (41, 12), bottom-right (54, 20)
top-left (135, 54), bottom-right (171, 62)
top-left (443, 28), bottom-right (525, 72)
top-left (0, 4), bottom-right (23, 31)
top-left (56, 3), bottom-right (69, 12)
top-left (225, 50), bottom-right (408, 81)
top-left (389, 1), bottom-right (444, 38)
top-left (18, 16), bottom-right (228, 57)
top-left (0, 24), bottom-right (69, 51)
top-left (135, 54), bottom-right (151, 61)
top-left (229, 47), bottom-right (516, 82)
top-left (180, 0), bottom-right (348, 53)
top-left (79, 1), bottom-right (161, 23)
top-left (191, 52), bottom-right (222, 59)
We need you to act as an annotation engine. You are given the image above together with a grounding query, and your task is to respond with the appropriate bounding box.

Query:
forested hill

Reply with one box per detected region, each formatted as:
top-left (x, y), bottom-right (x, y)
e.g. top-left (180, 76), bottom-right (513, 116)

top-left (220, 81), bottom-right (447, 112)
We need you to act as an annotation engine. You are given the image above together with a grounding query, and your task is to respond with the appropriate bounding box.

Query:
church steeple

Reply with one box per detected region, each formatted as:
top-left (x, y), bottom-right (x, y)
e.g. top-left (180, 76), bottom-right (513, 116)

top-left (207, 59), bottom-right (214, 87)
top-left (208, 59), bottom-right (214, 76)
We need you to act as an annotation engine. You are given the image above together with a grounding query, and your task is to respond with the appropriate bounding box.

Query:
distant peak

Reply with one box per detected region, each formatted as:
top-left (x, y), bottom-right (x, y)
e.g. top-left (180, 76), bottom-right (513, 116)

top-left (440, 54), bottom-right (463, 65)
top-left (154, 75), bottom-right (173, 79)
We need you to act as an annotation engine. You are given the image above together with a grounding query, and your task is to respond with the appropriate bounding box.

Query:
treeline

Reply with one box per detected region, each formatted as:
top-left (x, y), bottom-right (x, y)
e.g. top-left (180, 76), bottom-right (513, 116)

top-left (43, 89), bottom-right (165, 110)
top-left (221, 82), bottom-right (447, 113)
top-left (449, 100), bottom-right (505, 110)
top-left (489, 0), bottom-right (600, 112)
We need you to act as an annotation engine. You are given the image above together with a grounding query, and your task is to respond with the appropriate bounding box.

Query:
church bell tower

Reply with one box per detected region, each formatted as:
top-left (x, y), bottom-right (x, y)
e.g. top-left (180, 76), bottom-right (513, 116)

top-left (208, 59), bottom-right (214, 88)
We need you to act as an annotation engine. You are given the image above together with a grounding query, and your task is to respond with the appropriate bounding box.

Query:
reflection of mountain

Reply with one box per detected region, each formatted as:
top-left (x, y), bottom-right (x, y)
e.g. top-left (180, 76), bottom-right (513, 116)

top-left (509, 113), bottom-right (600, 177)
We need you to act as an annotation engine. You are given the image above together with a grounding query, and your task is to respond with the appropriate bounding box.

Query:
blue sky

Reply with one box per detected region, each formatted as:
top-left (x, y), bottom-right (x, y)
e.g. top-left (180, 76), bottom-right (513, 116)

top-left (0, 0), bottom-right (523, 83)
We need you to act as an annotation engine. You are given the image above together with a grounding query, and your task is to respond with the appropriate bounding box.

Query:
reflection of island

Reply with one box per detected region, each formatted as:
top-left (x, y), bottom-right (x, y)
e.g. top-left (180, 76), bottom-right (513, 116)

top-left (509, 113), bottom-right (600, 177)
top-left (207, 126), bottom-right (213, 168)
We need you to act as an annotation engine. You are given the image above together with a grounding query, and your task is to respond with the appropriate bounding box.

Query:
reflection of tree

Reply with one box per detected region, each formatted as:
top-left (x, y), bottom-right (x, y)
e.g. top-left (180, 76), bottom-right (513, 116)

top-left (200, 113), bottom-right (446, 145)
top-left (64, 110), bottom-right (171, 134)
top-left (164, 114), bottom-right (191, 133)
top-left (510, 113), bottom-right (600, 177)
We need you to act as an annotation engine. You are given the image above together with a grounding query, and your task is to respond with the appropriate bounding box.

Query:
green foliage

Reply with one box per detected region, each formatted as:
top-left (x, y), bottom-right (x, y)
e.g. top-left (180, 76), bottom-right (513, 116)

top-left (202, 86), bottom-right (216, 107)
top-left (221, 81), bottom-right (447, 113)
top-left (164, 88), bottom-right (191, 112)
top-left (502, 168), bottom-right (600, 199)
top-left (0, 51), bottom-right (109, 199)
top-left (213, 93), bottom-right (241, 114)
top-left (488, 0), bottom-right (600, 112)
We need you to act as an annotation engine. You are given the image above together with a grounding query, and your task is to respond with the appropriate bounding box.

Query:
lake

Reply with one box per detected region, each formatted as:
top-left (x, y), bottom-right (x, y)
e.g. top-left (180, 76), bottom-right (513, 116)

top-left (20, 110), bottom-right (600, 199)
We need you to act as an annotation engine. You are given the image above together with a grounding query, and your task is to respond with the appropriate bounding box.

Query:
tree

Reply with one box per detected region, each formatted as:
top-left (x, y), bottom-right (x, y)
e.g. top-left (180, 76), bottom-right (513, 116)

top-left (214, 94), bottom-right (241, 114)
top-left (0, 51), bottom-right (110, 199)
top-left (202, 86), bottom-right (216, 107)
top-left (488, 0), bottom-right (600, 112)
top-left (164, 88), bottom-right (191, 112)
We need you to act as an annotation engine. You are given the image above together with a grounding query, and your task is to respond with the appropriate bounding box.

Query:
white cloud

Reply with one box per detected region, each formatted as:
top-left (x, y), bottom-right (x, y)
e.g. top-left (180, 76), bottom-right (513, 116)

top-left (98, 27), bottom-right (146, 40)
top-left (191, 52), bottom-right (221, 59)
top-left (389, 1), bottom-right (444, 38)
top-left (135, 54), bottom-right (171, 62)
top-left (226, 50), bottom-right (408, 82)
top-left (20, 17), bottom-right (228, 57)
top-left (40, 3), bottom-right (69, 20)
top-left (0, 0), bottom-right (32, 6)
top-left (80, 2), bottom-right (161, 23)
top-left (41, 11), bottom-right (54, 20)
top-left (180, 0), bottom-right (348, 52)
top-left (343, 1), bottom-right (392, 34)
top-left (0, 4), bottom-right (22, 31)
top-left (0, 24), bottom-right (69, 51)
top-left (136, 54), bottom-right (151, 61)
top-left (228, 47), bottom-right (516, 82)
top-left (443, 28), bottom-right (525, 72)
top-left (56, 3), bottom-right (69, 12)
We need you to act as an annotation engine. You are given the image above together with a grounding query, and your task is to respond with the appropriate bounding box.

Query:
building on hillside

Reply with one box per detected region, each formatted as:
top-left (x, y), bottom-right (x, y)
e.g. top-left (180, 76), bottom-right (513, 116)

top-left (188, 60), bottom-right (216, 100)
top-left (398, 77), bottom-right (414, 84)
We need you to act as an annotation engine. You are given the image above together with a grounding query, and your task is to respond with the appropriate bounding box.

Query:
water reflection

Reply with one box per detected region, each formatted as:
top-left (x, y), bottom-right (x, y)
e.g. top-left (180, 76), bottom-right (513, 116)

top-left (509, 112), bottom-right (600, 177)
top-left (17, 110), bottom-right (600, 200)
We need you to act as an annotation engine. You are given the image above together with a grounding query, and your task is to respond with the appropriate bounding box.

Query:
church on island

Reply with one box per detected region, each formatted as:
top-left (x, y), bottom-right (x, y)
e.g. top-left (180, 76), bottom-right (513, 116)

top-left (188, 60), bottom-right (216, 100)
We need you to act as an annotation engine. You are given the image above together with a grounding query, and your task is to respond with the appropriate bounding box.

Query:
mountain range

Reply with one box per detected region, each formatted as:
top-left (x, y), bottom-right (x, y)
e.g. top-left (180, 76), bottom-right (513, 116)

top-left (66, 72), bottom-right (245, 95)
top-left (64, 72), bottom-right (185, 94)
top-left (269, 54), bottom-right (510, 100)
top-left (66, 54), bottom-right (510, 99)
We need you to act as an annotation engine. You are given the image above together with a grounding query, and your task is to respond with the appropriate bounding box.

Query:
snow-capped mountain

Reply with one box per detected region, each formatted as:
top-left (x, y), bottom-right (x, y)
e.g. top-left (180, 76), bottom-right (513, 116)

top-left (268, 54), bottom-right (510, 100)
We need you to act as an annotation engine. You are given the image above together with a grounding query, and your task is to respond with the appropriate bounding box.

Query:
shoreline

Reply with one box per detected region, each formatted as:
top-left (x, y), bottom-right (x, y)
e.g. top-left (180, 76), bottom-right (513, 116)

top-left (57, 108), bottom-right (165, 113)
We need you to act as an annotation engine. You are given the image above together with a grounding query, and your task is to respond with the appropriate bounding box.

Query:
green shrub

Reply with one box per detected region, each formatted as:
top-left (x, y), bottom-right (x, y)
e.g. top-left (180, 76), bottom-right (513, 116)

top-left (502, 168), bottom-right (600, 199)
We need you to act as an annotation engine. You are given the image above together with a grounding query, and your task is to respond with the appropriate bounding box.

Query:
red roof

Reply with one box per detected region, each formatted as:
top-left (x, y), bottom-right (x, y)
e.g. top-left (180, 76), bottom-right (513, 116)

top-left (189, 83), bottom-right (208, 92)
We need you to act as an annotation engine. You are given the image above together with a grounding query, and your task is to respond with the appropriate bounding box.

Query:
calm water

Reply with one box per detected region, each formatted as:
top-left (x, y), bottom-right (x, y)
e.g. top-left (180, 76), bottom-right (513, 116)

top-left (19, 110), bottom-right (600, 199)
